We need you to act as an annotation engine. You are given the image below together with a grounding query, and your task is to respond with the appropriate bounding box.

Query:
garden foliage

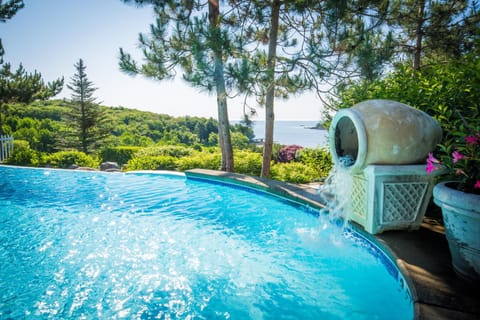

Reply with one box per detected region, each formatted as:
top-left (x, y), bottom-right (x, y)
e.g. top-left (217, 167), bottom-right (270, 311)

top-left (3, 99), bottom-right (333, 183)
top-left (41, 150), bottom-right (99, 169)
top-left (331, 52), bottom-right (480, 139)
top-left (98, 146), bottom-right (142, 166)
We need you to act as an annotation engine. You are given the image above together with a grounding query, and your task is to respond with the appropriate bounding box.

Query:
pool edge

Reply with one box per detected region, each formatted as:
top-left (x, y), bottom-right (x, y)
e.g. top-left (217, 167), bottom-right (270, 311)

top-left (185, 169), bottom-right (328, 211)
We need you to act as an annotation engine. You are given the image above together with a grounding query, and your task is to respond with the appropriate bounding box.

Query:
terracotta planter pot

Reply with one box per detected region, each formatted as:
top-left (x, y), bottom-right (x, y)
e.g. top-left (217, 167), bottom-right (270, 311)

top-left (329, 99), bottom-right (442, 173)
top-left (433, 181), bottom-right (480, 282)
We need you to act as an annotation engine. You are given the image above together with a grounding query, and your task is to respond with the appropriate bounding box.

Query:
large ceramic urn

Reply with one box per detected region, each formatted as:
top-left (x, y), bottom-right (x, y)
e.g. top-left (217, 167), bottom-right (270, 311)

top-left (329, 100), bottom-right (443, 173)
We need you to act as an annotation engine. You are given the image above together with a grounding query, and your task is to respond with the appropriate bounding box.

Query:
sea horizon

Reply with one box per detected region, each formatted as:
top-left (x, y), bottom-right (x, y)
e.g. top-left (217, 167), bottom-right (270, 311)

top-left (233, 120), bottom-right (329, 148)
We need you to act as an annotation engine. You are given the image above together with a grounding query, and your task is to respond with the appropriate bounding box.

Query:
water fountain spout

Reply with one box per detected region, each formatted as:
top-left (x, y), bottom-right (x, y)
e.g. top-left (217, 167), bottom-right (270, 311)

top-left (326, 100), bottom-right (443, 234)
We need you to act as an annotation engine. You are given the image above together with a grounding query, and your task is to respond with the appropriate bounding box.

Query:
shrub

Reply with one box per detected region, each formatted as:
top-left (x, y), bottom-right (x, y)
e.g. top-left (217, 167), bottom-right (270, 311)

top-left (276, 145), bottom-right (303, 163)
top-left (231, 131), bottom-right (250, 149)
top-left (124, 146), bottom-right (222, 172)
top-left (176, 152), bottom-right (222, 171)
top-left (207, 132), bottom-right (218, 146)
top-left (332, 54), bottom-right (480, 144)
top-left (270, 162), bottom-right (320, 184)
top-left (234, 150), bottom-right (262, 176)
top-left (99, 146), bottom-right (142, 165)
top-left (296, 147), bottom-right (333, 178)
top-left (117, 132), bottom-right (154, 147)
top-left (135, 145), bottom-right (195, 158)
top-left (5, 140), bottom-right (40, 166)
top-left (42, 150), bottom-right (99, 168)
top-left (271, 143), bottom-right (284, 160)
top-left (126, 155), bottom-right (177, 171)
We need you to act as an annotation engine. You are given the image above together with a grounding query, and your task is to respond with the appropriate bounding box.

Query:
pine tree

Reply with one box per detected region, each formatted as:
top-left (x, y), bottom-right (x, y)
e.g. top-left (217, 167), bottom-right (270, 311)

top-left (120, 1), bottom-right (398, 176)
top-left (0, 0), bottom-right (24, 61)
top-left (0, 0), bottom-right (62, 136)
top-left (0, 0), bottom-right (23, 22)
top-left (224, 0), bottom-right (391, 176)
top-left (385, 0), bottom-right (478, 71)
top-left (66, 59), bottom-right (109, 153)
top-left (120, 0), bottom-right (235, 172)
top-left (0, 63), bottom-right (63, 136)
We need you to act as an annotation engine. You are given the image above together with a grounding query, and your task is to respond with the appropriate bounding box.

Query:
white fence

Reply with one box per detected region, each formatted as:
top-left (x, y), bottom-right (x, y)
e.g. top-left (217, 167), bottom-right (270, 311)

top-left (0, 135), bottom-right (14, 162)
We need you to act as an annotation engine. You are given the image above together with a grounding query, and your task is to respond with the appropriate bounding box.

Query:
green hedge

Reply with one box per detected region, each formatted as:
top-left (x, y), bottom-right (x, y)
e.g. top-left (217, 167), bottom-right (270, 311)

top-left (134, 145), bottom-right (196, 158)
top-left (176, 152), bottom-right (222, 171)
top-left (6, 142), bottom-right (334, 184)
top-left (99, 146), bottom-right (142, 165)
top-left (296, 147), bottom-right (333, 179)
top-left (5, 140), bottom-right (40, 166)
top-left (270, 162), bottom-right (320, 183)
top-left (126, 155), bottom-right (177, 171)
top-left (42, 150), bottom-right (99, 168)
top-left (234, 150), bottom-right (263, 176)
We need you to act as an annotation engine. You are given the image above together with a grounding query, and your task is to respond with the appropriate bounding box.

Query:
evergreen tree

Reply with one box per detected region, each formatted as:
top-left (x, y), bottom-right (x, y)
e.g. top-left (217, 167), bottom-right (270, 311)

top-left (384, 0), bottom-right (478, 71)
top-left (66, 59), bottom-right (109, 153)
top-left (224, 0), bottom-right (391, 176)
top-left (0, 0), bottom-right (23, 21)
top-left (0, 63), bottom-right (63, 136)
top-left (260, 0), bottom-right (280, 178)
top-left (0, 0), bottom-right (62, 136)
top-left (0, 0), bottom-right (24, 61)
top-left (120, 1), bottom-right (424, 177)
top-left (120, 0), bottom-right (235, 172)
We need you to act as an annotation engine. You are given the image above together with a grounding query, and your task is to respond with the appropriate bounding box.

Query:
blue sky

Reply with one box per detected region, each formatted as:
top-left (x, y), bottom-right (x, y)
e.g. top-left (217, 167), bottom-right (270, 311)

top-left (2, 0), bottom-right (324, 121)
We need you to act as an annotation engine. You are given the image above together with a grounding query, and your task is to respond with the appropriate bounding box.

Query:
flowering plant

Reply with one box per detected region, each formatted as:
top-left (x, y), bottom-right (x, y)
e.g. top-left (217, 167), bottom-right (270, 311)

top-left (427, 130), bottom-right (480, 195)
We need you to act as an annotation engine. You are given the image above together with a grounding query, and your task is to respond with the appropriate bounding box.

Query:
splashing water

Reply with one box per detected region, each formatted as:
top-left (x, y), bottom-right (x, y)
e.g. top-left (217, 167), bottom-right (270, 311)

top-left (338, 154), bottom-right (355, 168)
top-left (317, 156), bottom-right (355, 231)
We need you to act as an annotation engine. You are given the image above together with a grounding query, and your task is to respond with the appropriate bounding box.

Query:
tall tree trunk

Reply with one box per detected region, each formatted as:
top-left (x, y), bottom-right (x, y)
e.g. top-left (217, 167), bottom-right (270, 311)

top-left (81, 102), bottom-right (87, 153)
top-left (0, 103), bottom-right (3, 136)
top-left (0, 103), bottom-right (3, 156)
top-left (209, 0), bottom-right (234, 172)
top-left (261, 0), bottom-right (281, 178)
top-left (413, 0), bottom-right (425, 72)
top-left (215, 60), bottom-right (234, 172)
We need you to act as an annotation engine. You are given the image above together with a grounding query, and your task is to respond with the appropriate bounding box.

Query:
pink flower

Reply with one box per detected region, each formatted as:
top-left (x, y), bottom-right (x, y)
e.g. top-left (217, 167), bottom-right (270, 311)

top-left (427, 131), bottom-right (479, 193)
top-left (426, 152), bottom-right (441, 173)
top-left (465, 135), bottom-right (479, 145)
top-left (452, 151), bottom-right (466, 163)
top-left (426, 161), bottom-right (437, 173)
top-left (427, 152), bottom-right (440, 164)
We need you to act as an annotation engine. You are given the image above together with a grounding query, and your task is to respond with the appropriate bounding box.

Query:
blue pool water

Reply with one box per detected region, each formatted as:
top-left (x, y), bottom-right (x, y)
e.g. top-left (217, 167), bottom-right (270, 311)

top-left (0, 166), bottom-right (413, 319)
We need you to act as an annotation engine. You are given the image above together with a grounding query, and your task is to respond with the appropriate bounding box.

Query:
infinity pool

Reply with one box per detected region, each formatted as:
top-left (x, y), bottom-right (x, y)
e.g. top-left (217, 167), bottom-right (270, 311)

top-left (0, 165), bottom-right (413, 319)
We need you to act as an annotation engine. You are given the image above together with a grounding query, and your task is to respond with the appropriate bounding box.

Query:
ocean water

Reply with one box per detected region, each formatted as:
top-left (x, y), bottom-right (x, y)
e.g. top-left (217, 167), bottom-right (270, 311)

top-left (249, 121), bottom-right (328, 148)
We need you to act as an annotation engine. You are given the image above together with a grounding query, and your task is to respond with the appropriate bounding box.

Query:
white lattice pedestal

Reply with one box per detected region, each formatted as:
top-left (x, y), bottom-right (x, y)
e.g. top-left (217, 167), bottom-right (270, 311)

top-left (349, 164), bottom-right (437, 234)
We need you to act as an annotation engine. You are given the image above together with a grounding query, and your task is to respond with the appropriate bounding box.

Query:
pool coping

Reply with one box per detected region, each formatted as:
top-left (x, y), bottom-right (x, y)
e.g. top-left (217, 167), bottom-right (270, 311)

top-left (185, 169), bottom-right (480, 320)
top-left (185, 169), bottom-right (329, 211)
